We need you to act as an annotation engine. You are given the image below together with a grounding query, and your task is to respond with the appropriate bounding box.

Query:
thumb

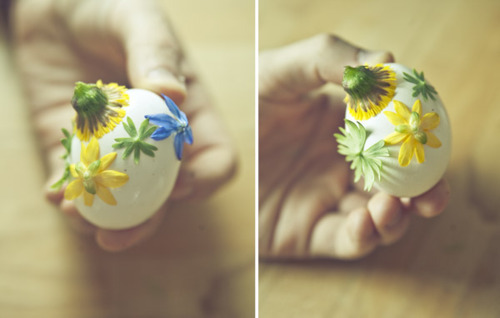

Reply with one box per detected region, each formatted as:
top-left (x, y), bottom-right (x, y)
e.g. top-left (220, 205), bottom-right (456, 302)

top-left (116, 1), bottom-right (187, 104)
top-left (260, 34), bottom-right (394, 101)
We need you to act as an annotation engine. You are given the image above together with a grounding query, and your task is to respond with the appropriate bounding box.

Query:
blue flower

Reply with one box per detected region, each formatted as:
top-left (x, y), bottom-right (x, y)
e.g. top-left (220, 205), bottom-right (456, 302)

top-left (145, 95), bottom-right (193, 160)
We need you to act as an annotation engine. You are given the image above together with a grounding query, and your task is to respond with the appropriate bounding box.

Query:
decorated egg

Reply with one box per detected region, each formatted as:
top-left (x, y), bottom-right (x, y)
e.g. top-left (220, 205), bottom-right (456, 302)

top-left (52, 81), bottom-right (193, 229)
top-left (335, 63), bottom-right (451, 197)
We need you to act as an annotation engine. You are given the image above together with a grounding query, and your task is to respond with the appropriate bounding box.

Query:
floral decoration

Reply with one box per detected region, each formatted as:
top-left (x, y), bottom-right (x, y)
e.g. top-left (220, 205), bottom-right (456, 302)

top-left (403, 69), bottom-right (438, 101)
top-left (342, 64), bottom-right (396, 121)
top-left (112, 117), bottom-right (159, 165)
top-left (334, 119), bottom-right (390, 191)
top-left (51, 128), bottom-right (74, 190)
top-left (384, 99), bottom-right (442, 167)
top-left (72, 80), bottom-right (129, 141)
top-left (145, 95), bottom-right (193, 160)
top-left (64, 137), bottom-right (129, 206)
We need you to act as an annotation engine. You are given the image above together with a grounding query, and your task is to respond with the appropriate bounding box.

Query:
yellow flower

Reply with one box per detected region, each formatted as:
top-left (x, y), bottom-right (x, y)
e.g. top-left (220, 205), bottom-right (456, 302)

top-left (343, 64), bottom-right (396, 121)
top-left (64, 137), bottom-right (129, 206)
top-left (72, 80), bottom-right (129, 141)
top-left (384, 99), bottom-right (441, 167)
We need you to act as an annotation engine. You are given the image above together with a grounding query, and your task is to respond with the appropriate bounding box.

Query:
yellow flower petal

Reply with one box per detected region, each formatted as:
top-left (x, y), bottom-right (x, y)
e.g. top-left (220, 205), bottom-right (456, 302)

top-left (384, 132), bottom-right (409, 145)
top-left (415, 142), bottom-right (425, 163)
top-left (398, 136), bottom-right (415, 167)
top-left (69, 164), bottom-right (78, 178)
top-left (384, 111), bottom-right (407, 126)
top-left (393, 100), bottom-right (411, 121)
top-left (83, 137), bottom-right (100, 165)
top-left (412, 99), bottom-right (422, 116)
top-left (64, 179), bottom-right (83, 200)
top-left (99, 152), bottom-right (117, 171)
top-left (421, 112), bottom-right (440, 130)
top-left (83, 191), bottom-right (94, 206)
top-left (96, 185), bottom-right (117, 205)
top-left (426, 132), bottom-right (442, 148)
top-left (96, 170), bottom-right (129, 188)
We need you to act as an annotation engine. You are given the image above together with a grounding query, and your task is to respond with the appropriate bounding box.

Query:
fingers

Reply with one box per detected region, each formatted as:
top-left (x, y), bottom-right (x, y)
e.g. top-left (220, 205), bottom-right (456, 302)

top-left (367, 192), bottom-right (410, 245)
top-left (169, 70), bottom-right (237, 201)
top-left (96, 208), bottom-right (165, 252)
top-left (111, 0), bottom-right (187, 103)
top-left (259, 33), bottom-right (394, 101)
top-left (57, 197), bottom-right (164, 252)
top-left (309, 192), bottom-right (410, 259)
top-left (408, 178), bottom-right (450, 218)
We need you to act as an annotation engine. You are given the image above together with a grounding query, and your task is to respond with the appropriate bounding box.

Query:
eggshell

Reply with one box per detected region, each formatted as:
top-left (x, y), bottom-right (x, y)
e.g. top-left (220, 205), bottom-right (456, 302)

top-left (69, 89), bottom-right (180, 229)
top-left (345, 63), bottom-right (451, 197)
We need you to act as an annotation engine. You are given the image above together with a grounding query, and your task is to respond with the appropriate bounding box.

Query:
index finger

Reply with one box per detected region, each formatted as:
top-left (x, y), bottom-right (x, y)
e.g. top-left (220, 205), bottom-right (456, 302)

top-left (259, 34), bottom-right (394, 102)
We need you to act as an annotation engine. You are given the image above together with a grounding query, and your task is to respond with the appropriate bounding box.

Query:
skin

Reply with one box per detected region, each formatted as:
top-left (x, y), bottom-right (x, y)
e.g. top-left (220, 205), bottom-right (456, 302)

top-left (259, 34), bottom-right (450, 260)
top-left (11, 0), bottom-right (237, 252)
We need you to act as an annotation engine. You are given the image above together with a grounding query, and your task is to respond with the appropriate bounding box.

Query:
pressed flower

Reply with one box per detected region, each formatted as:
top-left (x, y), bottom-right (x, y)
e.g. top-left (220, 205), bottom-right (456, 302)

top-left (64, 137), bottom-right (129, 206)
top-left (145, 95), bottom-right (193, 160)
top-left (51, 128), bottom-right (73, 190)
top-left (112, 117), bottom-right (159, 165)
top-left (72, 80), bottom-right (129, 141)
top-left (403, 69), bottom-right (438, 101)
top-left (384, 99), bottom-right (442, 167)
top-left (343, 64), bottom-right (396, 121)
top-left (334, 119), bottom-right (390, 191)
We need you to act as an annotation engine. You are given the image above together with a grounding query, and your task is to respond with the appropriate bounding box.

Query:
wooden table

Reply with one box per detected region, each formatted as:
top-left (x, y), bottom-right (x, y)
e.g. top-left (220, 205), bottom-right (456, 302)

top-left (259, 0), bottom-right (500, 317)
top-left (0, 1), bottom-right (255, 317)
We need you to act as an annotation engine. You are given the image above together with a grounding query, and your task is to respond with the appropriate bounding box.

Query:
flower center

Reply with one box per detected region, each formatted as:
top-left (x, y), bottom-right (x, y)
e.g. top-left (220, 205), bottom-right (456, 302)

top-left (395, 112), bottom-right (428, 144)
top-left (342, 66), bottom-right (379, 100)
top-left (77, 159), bottom-right (101, 194)
top-left (71, 82), bottom-right (108, 118)
top-left (409, 112), bottom-right (427, 144)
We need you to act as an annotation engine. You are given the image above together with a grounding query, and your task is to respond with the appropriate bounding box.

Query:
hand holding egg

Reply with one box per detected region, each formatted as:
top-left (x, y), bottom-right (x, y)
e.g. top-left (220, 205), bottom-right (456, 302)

top-left (52, 81), bottom-right (193, 229)
top-left (335, 63), bottom-right (451, 198)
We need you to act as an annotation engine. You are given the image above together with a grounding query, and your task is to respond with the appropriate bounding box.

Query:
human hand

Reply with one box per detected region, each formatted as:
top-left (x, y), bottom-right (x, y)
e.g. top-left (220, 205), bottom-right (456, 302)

top-left (259, 34), bottom-right (450, 260)
top-left (12, 0), bottom-right (236, 251)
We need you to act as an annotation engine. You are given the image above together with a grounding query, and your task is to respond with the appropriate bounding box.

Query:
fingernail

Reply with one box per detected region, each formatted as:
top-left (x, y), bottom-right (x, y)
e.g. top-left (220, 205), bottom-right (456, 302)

top-left (358, 50), bottom-right (395, 64)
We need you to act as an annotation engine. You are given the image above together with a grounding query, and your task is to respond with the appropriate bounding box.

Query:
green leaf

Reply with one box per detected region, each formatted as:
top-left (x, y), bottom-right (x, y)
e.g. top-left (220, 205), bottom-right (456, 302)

top-left (50, 165), bottom-right (71, 190)
top-left (123, 117), bottom-right (137, 137)
top-left (140, 142), bottom-right (158, 152)
top-left (139, 118), bottom-right (150, 138)
top-left (122, 144), bottom-right (134, 159)
top-left (139, 142), bottom-right (156, 157)
top-left (112, 141), bottom-right (126, 149)
top-left (143, 125), bottom-right (158, 139)
top-left (403, 69), bottom-right (438, 101)
top-left (133, 146), bottom-right (141, 165)
top-left (334, 120), bottom-right (390, 191)
top-left (114, 117), bottom-right (159, 164)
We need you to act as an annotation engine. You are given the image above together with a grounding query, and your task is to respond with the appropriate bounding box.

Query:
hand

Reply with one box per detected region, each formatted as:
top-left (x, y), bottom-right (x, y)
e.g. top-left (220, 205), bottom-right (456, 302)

top-left (259, 34), bottom-right (450, 260)
top-left (12, 0), bottom-right (236, 251)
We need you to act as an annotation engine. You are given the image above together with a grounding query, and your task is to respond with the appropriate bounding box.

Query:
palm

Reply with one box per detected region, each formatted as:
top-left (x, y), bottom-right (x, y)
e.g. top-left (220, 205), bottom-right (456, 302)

top-left (259, 92), bottom-right (365, 257)
top-left (14, 0), bottom-right (236, 251)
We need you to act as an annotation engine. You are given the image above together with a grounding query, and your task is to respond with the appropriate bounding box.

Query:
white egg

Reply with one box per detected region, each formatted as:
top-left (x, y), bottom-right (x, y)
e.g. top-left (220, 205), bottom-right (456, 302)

top-left (69, 89), bottom-right (180, 229)
top-left (344, 63), bottom-right (451, 197)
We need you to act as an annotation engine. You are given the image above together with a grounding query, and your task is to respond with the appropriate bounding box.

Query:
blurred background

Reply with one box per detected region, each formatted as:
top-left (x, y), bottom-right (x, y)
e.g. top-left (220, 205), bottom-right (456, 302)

top-left (0, 0), bottom-right (254, 317)
top-left (260, 0), bottom-right (500, 317)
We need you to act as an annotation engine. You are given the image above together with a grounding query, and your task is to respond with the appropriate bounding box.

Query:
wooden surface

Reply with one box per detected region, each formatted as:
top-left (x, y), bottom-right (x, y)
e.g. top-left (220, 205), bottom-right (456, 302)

top-left (0, 1), bottom-right (254, 317)
top-left (259, 0), bottom-right (500, 317)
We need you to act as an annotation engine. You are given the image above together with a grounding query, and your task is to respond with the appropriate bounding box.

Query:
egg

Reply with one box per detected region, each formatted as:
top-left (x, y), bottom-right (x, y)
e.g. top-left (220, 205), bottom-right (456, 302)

top-left (62, 85), bottom-right (189, 230)
top-left (338, 63), bottom-right (451, 198)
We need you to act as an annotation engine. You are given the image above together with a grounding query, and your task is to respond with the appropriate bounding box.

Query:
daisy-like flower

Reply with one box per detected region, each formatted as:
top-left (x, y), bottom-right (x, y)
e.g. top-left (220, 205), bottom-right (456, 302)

top-left (64, 137), bottom-right (129, 206)
top-left (145, 95), bottom-right (193, 160)
top-left (343, 64), bottom-right (396, 121)
top-left (384, 99), bottom-right (442, 167)
top-left (72, 80), bottom-right (129, 141)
